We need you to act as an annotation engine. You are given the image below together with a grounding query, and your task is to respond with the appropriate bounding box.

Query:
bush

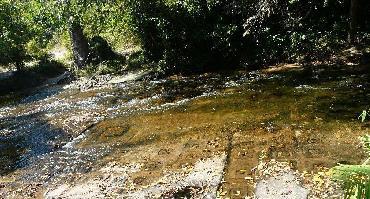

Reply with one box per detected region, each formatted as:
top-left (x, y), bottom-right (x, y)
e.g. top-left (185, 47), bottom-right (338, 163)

top-left (0, 1), bottom-right (32, 69)
top-left (0, 56), bottom-right (65, 95)
top-left (244, 0), bottom-right (352, 65)
top-left (88, 36), bottom-right (122, 64)
top-left (33, 55), bottom-right (66, 77)
top-left (124, 0), bottom-right (251, 72)
top-left (124, 0), bottom-right (370, 72)
top-left (126, 50), bottom-right (147, 70)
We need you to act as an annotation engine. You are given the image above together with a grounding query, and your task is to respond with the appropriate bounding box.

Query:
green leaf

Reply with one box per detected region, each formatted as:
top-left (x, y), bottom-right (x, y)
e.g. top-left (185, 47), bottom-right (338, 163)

top-left (359, 110), bottom-right (367, 123)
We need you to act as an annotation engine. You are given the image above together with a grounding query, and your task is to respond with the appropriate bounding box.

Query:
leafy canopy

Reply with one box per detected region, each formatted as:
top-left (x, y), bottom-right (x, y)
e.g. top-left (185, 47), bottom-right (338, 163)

top-left (0, 1), bottom-right (32, 67)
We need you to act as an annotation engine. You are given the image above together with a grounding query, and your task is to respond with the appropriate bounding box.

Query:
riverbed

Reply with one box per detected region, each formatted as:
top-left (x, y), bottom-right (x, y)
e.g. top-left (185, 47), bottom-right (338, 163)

top-left (0, 64), bottom-right (369, 198)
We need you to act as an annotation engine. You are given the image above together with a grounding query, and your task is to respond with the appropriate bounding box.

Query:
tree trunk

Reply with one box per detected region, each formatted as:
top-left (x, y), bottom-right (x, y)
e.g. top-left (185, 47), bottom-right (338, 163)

top-left (69, 22), bottom-right (89, 68)
top-left (348, 0), bottom-right (359, 45)
top-left (15, 61), bottom-right (23, 72)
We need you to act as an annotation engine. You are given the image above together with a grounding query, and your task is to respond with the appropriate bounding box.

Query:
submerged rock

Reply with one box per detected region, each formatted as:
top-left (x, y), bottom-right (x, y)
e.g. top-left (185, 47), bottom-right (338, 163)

top-left (0, 65), bottom-right (368, 198)
top-left (255, 171), bottom-right (309, 199)
top-left (44, 154), bottom-right (226, 199)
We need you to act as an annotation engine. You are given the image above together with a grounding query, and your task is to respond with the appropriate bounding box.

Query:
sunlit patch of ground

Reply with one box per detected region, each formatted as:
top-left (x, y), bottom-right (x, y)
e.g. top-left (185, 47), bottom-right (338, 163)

top-left (262, 63), bottom-right (303, 73)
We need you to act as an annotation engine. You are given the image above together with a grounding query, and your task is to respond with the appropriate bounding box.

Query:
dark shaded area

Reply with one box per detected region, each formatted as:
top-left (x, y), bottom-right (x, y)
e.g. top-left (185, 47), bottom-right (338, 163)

top-left (0, 137), bottom-right (23, 175)
top-left (0, 113), bottom-right (69, 175)
top-left (126, 0), bottom-right (250, 73)
top-left (77, 36), bottom-right (127, 74)
top-left (257, 65), bottom-right (369, 121)
top-left (69, 21), bottom-right (90, 68)
top-left (125, 0), bottom-right (370, 73)
top-left (88, 36), bottom-right (125, 64)
top-left (0, 57), bottom-right (65, 98)
top-left (162, 186), bottom-right (202, 199)
top-left (0, 107), bottom-right (110, 182)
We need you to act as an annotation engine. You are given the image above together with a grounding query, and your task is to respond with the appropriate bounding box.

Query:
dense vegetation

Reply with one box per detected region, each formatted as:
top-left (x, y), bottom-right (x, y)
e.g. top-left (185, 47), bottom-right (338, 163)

top-left (1, 0), bottom-right (369, 73)
top-left (0, 1), bottom-right (32, 70)
top-left (125, 0), bottom-right (370, 71)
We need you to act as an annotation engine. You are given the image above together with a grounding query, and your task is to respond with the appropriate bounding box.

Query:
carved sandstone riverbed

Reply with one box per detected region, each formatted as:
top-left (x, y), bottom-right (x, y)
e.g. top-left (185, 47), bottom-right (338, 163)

top-left (0, 65), bottom-right (369, 198)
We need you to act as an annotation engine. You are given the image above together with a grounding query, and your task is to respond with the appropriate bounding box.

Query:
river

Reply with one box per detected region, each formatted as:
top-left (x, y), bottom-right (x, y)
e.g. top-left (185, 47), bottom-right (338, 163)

top-left (0, 65), bottom-right (369, 198)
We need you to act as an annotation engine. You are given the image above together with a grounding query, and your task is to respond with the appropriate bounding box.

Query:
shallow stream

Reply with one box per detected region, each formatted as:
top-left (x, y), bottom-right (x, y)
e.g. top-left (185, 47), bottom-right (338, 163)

top-left (0, 65), bottom-right (368, 198)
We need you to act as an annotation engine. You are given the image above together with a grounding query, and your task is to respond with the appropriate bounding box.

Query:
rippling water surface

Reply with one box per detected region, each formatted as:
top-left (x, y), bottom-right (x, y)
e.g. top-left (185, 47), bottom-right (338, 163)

top-left (0, 65), bottom-right (369, 198)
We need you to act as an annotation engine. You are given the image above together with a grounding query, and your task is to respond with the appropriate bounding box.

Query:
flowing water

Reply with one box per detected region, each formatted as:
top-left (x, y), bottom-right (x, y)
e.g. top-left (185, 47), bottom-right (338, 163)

top-left (0, 65), bottom-right (369, 198)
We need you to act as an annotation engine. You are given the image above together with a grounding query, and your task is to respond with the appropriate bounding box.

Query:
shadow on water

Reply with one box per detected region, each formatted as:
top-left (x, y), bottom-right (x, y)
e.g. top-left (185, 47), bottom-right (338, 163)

top-left (0, 84), bottom-right (65, 109)
top-left (19, 85), bottom-right (65, 105)
top-left (315, 88), bottom-right (369, 120)
top-left (0, 111), bottom-right (110, 184)
top-left (0, 63), bottom-right (368, 197)
top-left (157, 72), bottom-right (250, 103)
top-left (0, 81), bottom-right (71, 177)
top-left (258, 65), bottom-right (369, 121)
top-left (0, 137), bottom-right (22, 176)
top-left (0, 112), bottom-right (68, 176)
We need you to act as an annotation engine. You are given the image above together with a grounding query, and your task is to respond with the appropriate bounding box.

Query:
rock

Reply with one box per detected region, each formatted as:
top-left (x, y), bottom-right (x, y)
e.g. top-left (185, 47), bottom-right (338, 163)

top-left (63, 70), bottom-right (150, 91)
top-left (44, 71), bottom-right (74, 86)
top-left (255, 171), bottom-right (309, 199)
top-left (158, 148), bottom-right (170, 155)
top-left (108, 70), bottom-right (150, 84)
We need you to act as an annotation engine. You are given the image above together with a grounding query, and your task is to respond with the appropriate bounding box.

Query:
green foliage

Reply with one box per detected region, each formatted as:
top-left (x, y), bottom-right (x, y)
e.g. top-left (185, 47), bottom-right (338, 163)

top-left (2, 0), bottom-right (370, 73)
top-left (244, 0), bottom-right (351, 64)
top-left (0, 1), bottom-right (32, 68)
top-left (126, 51), bottom-right (147, 70)
top-left (331, 165), bottom-right (370, 199)
top-left (332, 135), bottom-right (370, 198)
top-left (359, 110), bottom-right (369, 122)
top-left (0, 0), bottom-right (133, 71)
top-left (22, 0), bottom-right (111, 33)
top-left (33, 55), bottom-right (66, 77)
top-left (123, 0), bottom-right (251, 72)
top-left (123, 0), bottom-right (370, 72)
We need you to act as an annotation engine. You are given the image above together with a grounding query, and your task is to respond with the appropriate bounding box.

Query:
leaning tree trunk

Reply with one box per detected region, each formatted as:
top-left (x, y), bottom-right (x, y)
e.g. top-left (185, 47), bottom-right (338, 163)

top-left (348, 0), bottom-right (359, 45)
top-left (69, 22), bottom-right (89, 68)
